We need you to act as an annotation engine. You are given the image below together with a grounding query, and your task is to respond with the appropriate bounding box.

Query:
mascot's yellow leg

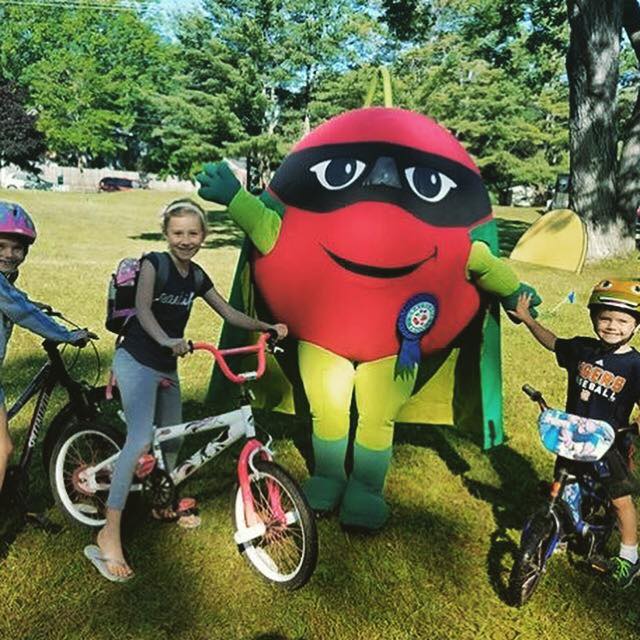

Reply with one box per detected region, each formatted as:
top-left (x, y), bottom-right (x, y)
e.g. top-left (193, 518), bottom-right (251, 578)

top-left (298, 340), bottom-right (355, 511)
top-left (340, 356), bottom-right (417, 530)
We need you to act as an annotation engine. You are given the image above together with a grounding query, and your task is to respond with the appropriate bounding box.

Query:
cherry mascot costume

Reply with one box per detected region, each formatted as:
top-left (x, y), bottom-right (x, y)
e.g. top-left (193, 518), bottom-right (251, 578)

top-left (198, 108), bottom-right (541, 530)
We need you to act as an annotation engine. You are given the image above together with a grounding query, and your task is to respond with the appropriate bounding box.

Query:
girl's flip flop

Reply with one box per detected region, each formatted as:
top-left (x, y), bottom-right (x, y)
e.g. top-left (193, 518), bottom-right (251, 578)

top-left (84, 545), bottom-right (134, 583)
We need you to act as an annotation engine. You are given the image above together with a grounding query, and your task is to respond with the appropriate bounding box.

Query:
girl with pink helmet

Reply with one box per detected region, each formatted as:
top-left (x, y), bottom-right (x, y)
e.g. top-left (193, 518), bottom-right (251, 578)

top-left (0, 201), bottom-right (90, 503)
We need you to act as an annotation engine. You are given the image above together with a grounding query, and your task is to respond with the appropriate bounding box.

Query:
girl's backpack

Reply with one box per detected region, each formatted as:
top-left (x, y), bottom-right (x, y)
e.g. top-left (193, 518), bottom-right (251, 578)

top-left (106, 252), bottom-right (205, 337)
top-left (105, 252), bottom-right (171, 336)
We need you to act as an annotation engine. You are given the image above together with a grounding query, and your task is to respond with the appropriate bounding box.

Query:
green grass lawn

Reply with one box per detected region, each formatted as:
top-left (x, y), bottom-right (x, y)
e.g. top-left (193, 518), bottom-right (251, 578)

top-left (0, 190), bottom-right (639, 640)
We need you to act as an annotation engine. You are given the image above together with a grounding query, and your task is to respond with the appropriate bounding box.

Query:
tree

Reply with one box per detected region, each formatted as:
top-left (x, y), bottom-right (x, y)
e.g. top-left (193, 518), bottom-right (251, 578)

top-left (200, 0), bottom-right (388, 187)
top-left (0, 3), bottom-right (173, 169)
top-left (147, 14), bottom-right (246, 178)
top-left (389, 2), bottom-right (569, 202)
top-left (566, 0), bottom-right (625, 258)
top-left (0, 77), bottom-right (45, 169)
top-left (616, 0), bottom-right (640, 229)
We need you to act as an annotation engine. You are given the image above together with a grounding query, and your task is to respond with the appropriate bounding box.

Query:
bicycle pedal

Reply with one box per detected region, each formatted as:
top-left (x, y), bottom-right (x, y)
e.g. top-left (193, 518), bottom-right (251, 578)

top-left (135, 454), bottom-right (157, 479)
top-left (590, 554), bottom-right (611, 573)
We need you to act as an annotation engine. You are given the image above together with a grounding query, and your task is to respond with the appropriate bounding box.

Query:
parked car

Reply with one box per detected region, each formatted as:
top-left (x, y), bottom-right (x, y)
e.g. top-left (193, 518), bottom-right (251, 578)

top-left (98, 176), bottom-right (146, 192)
top-left (5, 171), bottom-right (53, 191)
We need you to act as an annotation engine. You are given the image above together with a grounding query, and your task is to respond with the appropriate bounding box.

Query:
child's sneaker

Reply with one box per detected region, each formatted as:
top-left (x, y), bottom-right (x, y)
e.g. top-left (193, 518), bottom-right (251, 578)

top-left (609, 556), bottom-right (640, 588)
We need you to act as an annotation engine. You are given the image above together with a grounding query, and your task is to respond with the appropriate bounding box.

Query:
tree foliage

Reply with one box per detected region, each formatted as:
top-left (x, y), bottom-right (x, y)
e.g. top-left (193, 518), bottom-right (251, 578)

top-left (0, 3), bottom-right (172, 168)
top-left (0, 0), bottom-right (638, 253)
top-left (198, 0), bottom-right (388, 185)
top-left (0, 77), bottom-right (45, 169)
top-left (391, 1), bottom-right (569, 200)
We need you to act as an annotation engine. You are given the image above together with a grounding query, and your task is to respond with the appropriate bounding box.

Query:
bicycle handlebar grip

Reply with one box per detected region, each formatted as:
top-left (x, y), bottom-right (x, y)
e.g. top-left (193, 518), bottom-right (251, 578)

top-left (522, 384), bottom-right (542, 401)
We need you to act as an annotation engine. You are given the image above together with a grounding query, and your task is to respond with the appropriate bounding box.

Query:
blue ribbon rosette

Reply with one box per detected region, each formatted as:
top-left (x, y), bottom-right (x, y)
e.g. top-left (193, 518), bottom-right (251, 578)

top-left (396, 293), bottom-right (438, 375)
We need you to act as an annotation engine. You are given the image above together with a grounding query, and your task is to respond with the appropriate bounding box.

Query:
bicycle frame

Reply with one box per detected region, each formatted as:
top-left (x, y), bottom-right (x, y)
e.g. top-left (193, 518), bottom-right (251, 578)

top-left (10, 340), bottom-right (88, 472)
top-left (522, 384), bottom-right (617, 558)
top-left (83, 401), bottom-right (264, 493)
top-left (80, 335), bottom-right (282, 518)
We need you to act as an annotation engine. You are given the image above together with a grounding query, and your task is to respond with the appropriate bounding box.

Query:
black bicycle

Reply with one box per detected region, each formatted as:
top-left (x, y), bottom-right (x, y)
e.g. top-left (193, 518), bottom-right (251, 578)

top-left (0, 308), bottom-right (117, 517)
top-left (508, 384), bottom-right (636, 606)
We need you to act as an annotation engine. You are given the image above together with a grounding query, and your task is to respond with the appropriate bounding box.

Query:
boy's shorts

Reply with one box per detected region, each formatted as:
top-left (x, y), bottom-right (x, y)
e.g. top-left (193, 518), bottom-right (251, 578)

top-left (555, 437), bottom-right (639, 500)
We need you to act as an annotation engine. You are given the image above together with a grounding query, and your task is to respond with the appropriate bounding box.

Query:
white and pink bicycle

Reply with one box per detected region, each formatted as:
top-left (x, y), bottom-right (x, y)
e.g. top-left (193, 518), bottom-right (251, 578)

top-left (48, 333), bottom-right (318, 590)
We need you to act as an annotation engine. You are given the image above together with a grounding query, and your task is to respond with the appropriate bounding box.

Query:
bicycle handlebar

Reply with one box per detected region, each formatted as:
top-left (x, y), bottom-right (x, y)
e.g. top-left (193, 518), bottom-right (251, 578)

top-left (191, 333), bottom-right (271, 384)
top-left (619, 422), bottom-right (640, 436)
top-left (522, 384), bottom-right (542, 401)
top-left (522, 384), bottom-right (548, 410)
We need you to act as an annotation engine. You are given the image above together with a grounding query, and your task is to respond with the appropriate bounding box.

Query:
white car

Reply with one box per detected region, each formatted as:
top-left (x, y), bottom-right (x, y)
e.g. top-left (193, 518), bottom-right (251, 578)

top-left (4, 171), bottom-right (53, 190)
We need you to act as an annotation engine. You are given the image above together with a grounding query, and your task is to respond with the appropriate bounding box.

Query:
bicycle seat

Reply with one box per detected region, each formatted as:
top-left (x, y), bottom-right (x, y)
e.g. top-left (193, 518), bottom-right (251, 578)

top-left (538, 409), bottom-right (615, 462)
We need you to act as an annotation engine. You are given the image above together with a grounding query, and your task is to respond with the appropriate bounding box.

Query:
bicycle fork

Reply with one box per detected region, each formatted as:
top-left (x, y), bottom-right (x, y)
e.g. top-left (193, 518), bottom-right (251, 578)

top-left (548, 471), bottom-right (599, 560)
top-left (233, 439), bottom-right (287, 545)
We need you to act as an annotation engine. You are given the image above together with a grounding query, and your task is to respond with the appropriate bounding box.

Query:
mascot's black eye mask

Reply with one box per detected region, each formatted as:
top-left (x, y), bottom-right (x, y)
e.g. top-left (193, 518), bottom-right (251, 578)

top-left (269, 142), bottom-right (491, 227)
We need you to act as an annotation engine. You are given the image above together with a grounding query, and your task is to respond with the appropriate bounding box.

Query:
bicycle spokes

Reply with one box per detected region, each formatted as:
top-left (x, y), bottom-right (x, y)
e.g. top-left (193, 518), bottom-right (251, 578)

top-left (234, 461), bottom-right (311, 584)
top-left (53, 428), bottom-right (121, 525)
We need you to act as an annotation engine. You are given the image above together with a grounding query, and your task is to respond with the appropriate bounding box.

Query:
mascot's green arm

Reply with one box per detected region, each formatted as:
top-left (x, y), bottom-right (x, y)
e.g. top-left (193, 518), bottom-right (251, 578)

top-left (466, 241), bottom-right (519, 296)
top-left (227, 189), bottom-right (282, 255)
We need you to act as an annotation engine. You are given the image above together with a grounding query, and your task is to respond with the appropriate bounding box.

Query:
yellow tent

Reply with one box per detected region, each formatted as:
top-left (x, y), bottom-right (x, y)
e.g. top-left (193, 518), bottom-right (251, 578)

top-left (510, 209), bottom-right (587, 273)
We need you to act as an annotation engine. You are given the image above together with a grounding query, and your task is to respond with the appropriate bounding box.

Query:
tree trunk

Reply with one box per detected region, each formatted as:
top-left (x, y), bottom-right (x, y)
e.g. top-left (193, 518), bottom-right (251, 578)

top-left (567, 0), bottom-right (625, 259)
top-left (616, 0), bottom-right (640, 229)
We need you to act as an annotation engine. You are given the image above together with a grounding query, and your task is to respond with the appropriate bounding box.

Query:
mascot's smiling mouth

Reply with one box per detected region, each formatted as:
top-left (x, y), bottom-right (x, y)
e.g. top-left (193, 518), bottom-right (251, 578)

top-left (322, 246), bottom-right (438, 278)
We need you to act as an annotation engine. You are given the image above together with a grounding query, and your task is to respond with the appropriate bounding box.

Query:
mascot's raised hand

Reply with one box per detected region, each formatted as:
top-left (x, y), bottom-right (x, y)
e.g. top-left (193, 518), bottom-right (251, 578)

top-left (197, 162), bottom-right (241, 206)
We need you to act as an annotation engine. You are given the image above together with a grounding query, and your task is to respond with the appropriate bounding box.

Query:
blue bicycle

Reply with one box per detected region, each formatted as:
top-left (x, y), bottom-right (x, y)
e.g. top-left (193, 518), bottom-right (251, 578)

top-left (509, 384), bottom-right (636, 606)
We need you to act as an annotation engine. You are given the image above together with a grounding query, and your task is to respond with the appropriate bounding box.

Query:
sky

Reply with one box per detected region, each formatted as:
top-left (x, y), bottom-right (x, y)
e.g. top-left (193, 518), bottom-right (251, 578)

top-left (157, 0), bottom-right (202, 17)
top-left (149, 0), bottom-right (204, 37)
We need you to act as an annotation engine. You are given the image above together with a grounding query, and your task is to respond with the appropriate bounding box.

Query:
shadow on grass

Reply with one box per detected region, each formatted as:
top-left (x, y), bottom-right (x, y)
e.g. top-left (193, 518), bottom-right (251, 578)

top-left (0, 505), bottom-right (26, 559)
top-left (394, 423), bottom-right (471, 476)
top-left (394, 423), bottom-right (542, 604)
top-left (305, 505), bottom-right (477, 636)
top-left (496, 219), bottom-right (532, 257)
top-left (461, 443), bottom-right (543, 603)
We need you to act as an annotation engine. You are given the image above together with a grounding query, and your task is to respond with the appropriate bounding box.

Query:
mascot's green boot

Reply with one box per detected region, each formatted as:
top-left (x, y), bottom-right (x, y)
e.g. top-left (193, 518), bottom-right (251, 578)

top-left (339, 444), bottom-right (392, 530)
top-left (303, 434), bottom-right (348, 512)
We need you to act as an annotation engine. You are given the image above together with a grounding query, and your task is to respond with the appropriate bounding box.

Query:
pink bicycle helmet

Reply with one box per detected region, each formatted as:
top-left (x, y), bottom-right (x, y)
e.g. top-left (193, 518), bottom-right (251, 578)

top-left (0, 201), bottom-right (37, 244)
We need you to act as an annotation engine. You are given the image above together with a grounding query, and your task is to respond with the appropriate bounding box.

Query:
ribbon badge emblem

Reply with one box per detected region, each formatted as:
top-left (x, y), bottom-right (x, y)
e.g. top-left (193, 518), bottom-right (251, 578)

top-left (396, 293), bottom-right (438, 373)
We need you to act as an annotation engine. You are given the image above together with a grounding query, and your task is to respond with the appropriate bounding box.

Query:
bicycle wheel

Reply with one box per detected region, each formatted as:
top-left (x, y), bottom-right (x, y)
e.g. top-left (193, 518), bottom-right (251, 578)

top-left (42, 386), bottom-right (121, 473)
top-left (508, 512), bottom-right (559, 606)
top-left (231, 459), bottom-right (318, 590)
top-left (49, 423), bottom-right (123, 527)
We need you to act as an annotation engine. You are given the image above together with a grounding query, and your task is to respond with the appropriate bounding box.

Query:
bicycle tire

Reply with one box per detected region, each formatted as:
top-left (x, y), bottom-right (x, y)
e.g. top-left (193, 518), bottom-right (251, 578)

top-left (231, 459), bottom-right (318, 590)
top-left (508, 512), bottom-right (559, 606)
top-left (49, 422), bottom-right (124, 528)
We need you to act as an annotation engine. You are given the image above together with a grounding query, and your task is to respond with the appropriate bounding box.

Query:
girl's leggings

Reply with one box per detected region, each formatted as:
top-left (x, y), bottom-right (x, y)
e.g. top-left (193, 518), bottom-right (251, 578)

top-left (106, 348), bottom-right (182, 511)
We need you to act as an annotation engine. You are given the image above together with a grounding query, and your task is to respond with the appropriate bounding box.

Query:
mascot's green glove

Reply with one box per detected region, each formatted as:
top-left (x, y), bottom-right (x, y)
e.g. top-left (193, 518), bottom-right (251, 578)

top-left (501, 283), bottom-right (542, 322)
top-left (196, 161), bottom-right (241, 206)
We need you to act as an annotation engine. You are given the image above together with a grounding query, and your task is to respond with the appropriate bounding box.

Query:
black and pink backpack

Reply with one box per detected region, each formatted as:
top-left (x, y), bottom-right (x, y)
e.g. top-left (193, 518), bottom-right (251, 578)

top-left (106, 252), bottom-right (206, 336)
top-left (105, 252), bottom-right (171, 335)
